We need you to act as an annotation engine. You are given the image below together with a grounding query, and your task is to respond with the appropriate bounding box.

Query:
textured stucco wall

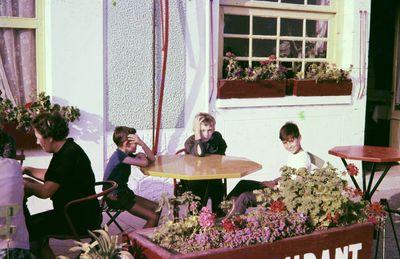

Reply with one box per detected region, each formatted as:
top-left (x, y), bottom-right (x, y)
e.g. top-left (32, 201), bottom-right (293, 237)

top-left (106, 0), bottom-right (185, 130)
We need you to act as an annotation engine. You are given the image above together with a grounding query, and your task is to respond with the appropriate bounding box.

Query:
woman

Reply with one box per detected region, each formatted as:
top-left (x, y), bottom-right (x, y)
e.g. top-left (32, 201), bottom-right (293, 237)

top-left (24, 112), bottom-right (101, 258)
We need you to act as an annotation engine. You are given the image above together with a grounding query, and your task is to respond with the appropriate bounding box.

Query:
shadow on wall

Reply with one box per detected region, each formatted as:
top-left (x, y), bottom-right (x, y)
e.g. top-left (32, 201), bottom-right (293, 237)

top-left (53, 97), bottom-right (103, 144)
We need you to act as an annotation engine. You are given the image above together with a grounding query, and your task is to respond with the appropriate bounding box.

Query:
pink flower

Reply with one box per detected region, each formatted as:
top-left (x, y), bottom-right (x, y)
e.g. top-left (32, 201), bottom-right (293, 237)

top-left (268, 54), bottom-right (277, 61)
top-left (346, 163), bottom-right (359, 176)
top-left (189, 202), bottom-right (197, 213)
top-left (199, 207), bottom-right (216, 228)
top-left (225, 52), bottom-right (235, 58)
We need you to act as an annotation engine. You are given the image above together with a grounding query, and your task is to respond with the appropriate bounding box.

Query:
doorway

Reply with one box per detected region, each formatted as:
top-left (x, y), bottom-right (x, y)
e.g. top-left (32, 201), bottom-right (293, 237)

top-left (364, 0), bottom-right (398, 147)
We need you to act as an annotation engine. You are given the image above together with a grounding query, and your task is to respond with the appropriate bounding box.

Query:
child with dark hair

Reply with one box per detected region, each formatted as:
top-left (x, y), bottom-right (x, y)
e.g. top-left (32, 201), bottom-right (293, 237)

top-left (104, 126), bottom-right (160, 228)
top-left (225, 122), bottom-right (311, 216)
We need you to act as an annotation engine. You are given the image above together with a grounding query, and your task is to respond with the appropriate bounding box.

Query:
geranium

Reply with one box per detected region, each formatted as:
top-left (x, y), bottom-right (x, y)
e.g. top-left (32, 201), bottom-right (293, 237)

top-left (296, 62), bottom-right (353, 83)
top-left (0, 91), bottom-right (80, 132)
top-left (224, 52), bottom-right (287, 82)
top-left (199, 207), bottom-right (216, 228)
top-left (346, 163), bottom-right (359, 176)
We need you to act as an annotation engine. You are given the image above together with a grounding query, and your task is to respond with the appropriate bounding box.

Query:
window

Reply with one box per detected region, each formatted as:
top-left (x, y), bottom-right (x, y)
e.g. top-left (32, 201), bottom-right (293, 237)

top-left (0, 0), bottom-right (44, 105)
top-left (220, 0), bottom-right (335, 78)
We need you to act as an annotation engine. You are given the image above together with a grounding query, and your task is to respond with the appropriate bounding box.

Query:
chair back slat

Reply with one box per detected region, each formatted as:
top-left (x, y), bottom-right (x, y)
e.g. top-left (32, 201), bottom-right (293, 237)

top-left (0, 204), bottom-right (20, 239)
top-left (308, 152), bottom-right (325, 169)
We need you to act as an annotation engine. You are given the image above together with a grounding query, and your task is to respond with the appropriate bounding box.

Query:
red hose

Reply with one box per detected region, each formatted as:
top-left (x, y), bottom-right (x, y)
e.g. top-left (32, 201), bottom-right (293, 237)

top-left (153, 0), bottom-right (169, 154)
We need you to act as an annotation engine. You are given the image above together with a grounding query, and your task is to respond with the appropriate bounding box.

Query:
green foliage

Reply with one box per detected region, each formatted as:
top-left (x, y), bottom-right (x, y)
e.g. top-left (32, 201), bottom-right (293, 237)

top-left (57, 226), bottom-right (133, 259)
top-left (254, 165), bottom-right (379, 230)
top-left (296, 62), bottom-right (353, 83)
top-left (0, 91), bottom-right (80, 132)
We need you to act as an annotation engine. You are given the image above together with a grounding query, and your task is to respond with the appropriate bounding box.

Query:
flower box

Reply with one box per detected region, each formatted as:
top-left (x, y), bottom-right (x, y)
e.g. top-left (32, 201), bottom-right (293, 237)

top-left (3, 122), bottom-right (38, 149)
top-left (291, 79), bottom-right (352, 96)
top-left (217, 79), bottom-right (286, 99)
top-left (128, 222), bottom-right (374, 259)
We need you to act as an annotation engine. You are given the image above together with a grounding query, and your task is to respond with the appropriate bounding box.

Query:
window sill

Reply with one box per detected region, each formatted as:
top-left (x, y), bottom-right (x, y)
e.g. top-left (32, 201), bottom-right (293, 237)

top-left (215, 95), bottom-right (352, 109)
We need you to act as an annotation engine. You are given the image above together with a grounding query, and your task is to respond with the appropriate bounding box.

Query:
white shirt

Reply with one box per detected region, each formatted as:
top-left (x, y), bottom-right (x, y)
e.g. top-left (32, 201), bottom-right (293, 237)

top-left (287, 150), bottom-right (311, 171)
top-left (0, 158), bottom-right (29, 250)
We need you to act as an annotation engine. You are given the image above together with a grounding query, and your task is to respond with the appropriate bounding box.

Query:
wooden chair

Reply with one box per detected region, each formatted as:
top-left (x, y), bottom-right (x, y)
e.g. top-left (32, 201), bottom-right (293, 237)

top-left (307, 152), bottom-right (325, 169)
top-left (0, 204), bottom-right (20, 241)
top-left (15, 150), bottom-right (25, 165)
top-left (47, 181), bottom-right (117, 242)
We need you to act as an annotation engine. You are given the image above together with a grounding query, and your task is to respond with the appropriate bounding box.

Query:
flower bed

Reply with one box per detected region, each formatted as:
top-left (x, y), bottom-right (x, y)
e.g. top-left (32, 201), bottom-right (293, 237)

top-left (129, 222), bottom-right (374, 259)
top-left (133, 165), bottom-right (384, 258)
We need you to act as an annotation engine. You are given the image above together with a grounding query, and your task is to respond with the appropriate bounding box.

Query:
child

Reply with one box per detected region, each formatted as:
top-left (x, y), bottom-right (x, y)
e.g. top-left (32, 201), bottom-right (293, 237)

top-left (181, 112), bottom-right (227, 216)
top-left (226, 122), bottom-right (311, 215)
top-left (104, 126), bottom-right (160, 228)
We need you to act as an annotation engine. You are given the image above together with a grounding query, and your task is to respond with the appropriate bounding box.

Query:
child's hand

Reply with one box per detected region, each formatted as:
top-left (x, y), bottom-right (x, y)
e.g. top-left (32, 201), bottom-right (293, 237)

top-left (128, 134), bottom-right (144, 146)
top-left (193, 117), bottom-right (203, 140)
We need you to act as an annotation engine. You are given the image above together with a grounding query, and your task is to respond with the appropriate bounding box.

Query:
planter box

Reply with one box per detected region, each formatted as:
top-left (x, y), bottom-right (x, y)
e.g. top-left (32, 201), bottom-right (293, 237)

top-left (292, 79), bottom-right (352, 96)
top-left (128, 222), bottom-right (373, 259)
top-left (217, 79), bottom-right (286, 99)
top-left (3, 123), bottom-right (38, 150)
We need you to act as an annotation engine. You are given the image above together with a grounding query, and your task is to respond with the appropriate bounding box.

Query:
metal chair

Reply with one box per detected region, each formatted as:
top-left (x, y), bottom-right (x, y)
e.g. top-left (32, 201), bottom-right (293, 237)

top-left (307, 151), bottom-right (325, 169)
top-left (47, 181), bottom-right (117, 241)
top-left (101, 198), bottom-right (125, 233)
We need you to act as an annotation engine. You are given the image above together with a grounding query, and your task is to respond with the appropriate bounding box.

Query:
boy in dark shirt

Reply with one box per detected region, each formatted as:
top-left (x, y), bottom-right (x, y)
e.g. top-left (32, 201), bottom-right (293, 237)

top-left (182, 112), bottom-right (227, 216)
top-left (104, 126), bottom-right (160, 228)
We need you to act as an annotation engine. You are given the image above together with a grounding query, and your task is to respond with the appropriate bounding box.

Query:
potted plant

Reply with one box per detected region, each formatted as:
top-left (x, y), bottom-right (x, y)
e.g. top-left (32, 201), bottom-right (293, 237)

top-left (128, 165), bottom-right (384, 258)
top-left (218, 53), bottom-right (287, 99)
top-left (0, 91), bottom-right (80, 149)
top-left (290, 63), bottom-right (353, 96)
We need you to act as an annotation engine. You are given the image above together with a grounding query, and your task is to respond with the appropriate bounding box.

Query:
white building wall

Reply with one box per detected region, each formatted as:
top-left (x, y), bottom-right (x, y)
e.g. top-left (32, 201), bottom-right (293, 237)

top-left (26, 0), bottom-right (372, 212)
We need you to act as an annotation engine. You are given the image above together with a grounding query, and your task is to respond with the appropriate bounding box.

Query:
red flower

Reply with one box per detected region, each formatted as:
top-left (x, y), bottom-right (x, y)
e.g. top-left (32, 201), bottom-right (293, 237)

top-left (346, 163), bottom-right (359, 176)
top-left (24, 102), bottom-right (32, 109)
top-left (222, 218), bottom-right (236, 232)
top-left (369, 202), bottom-right (383, 214)
top-left (269, 200), bottom-right (286, 212)
top-left (268, 54), bottom-right (277, 61)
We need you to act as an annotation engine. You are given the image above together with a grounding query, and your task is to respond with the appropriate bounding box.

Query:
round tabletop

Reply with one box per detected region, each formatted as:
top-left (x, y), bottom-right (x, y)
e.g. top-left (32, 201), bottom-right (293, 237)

top-left (141, 154), bottom-right (262, 180)
top-left (328, 145), bottom-right (400, 163)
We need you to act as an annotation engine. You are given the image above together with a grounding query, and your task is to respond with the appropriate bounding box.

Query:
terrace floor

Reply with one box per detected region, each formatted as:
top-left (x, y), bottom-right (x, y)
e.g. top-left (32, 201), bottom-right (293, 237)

top-left (47, 165), bottom-right (400, 258)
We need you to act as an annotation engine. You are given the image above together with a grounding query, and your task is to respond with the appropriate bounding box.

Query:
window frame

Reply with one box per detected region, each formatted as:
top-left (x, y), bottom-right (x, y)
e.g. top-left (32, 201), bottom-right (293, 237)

top-left (219, 0), bottom-right (337, 79)
top-left (0, 0), bottom-right (45, 94)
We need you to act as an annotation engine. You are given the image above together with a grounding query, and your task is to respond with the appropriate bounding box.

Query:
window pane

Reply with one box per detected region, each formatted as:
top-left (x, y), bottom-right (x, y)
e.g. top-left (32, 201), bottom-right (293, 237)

top-left (305, 41), bottom-right (327, 58)
top-left (282, 0), bottom-right (305, 4)
top-left (224, 15), bottom-right (250, 34)
top-left (306, 20), bottom-right (328, 37)
top-left (253, 17), bottom-right (277, 35)
top-left (0, 0), bottom-right (35, 18)
top-left (281, 18), bottom-right (303, 36)
top-left (281, 61), bottom-right (302, 78)
top-left (279, 40), bottom-right (303, 58)
top-left (224, 38), bottom-right (249, 57)
top-left (252, 39), bottom-right (276, 57)
top-left (308, 0), bottom-right (331, 6)
top-left (0, 28), bottom-right (37, 104)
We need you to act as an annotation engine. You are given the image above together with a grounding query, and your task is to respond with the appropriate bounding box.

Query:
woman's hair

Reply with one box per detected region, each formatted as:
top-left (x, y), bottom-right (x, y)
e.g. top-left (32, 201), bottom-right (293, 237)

top-left (32, 112), bottom-right (69, 141)
top-left (279, 122), bottom-right (300, 141)
top-left (113, 126), bottom-right (136, 147)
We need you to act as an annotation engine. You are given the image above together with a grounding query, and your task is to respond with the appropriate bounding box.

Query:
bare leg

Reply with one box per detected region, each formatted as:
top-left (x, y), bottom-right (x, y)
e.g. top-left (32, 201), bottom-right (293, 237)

top-left (128, 196), bottom-right (160, 228)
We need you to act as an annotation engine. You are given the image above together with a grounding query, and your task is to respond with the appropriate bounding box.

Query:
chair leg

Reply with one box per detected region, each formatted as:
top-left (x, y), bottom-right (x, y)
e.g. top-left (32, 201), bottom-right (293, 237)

top-left (106, 210), bottom-right (124, 232)
top-left (380, 199), bottom-right (400, 257)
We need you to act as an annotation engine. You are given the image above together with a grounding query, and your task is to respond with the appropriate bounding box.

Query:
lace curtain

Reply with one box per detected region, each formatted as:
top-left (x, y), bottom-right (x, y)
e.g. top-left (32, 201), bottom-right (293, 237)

top-left (0, 0), bottom-right (37, 106)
